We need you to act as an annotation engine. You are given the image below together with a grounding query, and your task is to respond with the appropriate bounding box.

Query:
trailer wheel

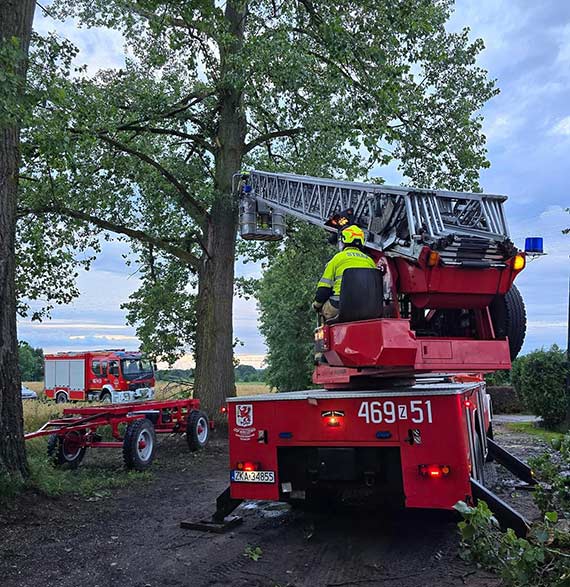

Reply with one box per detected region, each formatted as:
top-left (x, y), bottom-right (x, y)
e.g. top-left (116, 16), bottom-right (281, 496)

top-left (186, 410), bottom-right (209, 451)
top-left (490, 284), bottom-right (526, 360)
top-left (123, 418), bottom-right (156, 471)
top-left (47, 432), bottom-right (86, 468)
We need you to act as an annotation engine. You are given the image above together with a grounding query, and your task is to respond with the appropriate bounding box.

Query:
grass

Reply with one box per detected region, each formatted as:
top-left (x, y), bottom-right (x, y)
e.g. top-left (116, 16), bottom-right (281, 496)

top-left (504, 421), bottom-right (565, 444)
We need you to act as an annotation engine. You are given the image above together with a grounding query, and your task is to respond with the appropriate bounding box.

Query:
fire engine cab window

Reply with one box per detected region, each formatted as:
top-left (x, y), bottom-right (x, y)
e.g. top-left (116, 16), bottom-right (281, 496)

top-left (91, 360), bottom-right (101, 376)
top-left (109, 361), bottom-right (119, 376)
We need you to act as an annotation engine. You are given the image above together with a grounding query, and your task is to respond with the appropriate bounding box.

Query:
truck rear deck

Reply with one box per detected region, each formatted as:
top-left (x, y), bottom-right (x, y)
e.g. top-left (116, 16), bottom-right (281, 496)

top-left (227, 380), bottom-right (487, 511)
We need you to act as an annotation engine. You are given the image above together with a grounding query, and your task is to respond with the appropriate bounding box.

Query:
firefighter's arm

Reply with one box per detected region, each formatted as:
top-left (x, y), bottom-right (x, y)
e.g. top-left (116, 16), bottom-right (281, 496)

top-left (313, 261), bottom-right (334, 310)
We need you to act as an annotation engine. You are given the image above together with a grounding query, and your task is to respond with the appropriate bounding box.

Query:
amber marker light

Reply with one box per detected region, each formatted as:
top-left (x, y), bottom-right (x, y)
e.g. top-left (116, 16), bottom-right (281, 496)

top-left (513, 254), bottom-right (526, 271)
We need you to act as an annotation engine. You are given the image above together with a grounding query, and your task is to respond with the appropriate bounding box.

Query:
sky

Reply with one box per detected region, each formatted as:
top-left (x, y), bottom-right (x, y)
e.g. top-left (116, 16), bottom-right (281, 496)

top-left (19, 1), bottom-right (570, 367)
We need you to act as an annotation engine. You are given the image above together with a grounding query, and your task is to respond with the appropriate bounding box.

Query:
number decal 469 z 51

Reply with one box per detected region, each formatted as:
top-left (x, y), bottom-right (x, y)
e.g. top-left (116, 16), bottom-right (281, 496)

top-left (357, 400), bottom-right (433, 424)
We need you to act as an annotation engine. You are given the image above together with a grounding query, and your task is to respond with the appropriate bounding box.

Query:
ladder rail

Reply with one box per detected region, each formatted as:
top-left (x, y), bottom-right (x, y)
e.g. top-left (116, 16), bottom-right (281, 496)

top-left (236, 170), bottom-right (512, 259)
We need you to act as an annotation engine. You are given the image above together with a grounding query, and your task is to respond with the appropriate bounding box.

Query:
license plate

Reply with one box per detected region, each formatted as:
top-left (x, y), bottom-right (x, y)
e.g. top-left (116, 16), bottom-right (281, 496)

top-left (231, 470), bottom-right (275, 483)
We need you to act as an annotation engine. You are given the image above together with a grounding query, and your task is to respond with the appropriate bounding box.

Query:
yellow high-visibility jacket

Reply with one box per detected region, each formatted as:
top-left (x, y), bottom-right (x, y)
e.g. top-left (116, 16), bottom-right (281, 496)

top-left (317, 247), bottom-right (376, 297)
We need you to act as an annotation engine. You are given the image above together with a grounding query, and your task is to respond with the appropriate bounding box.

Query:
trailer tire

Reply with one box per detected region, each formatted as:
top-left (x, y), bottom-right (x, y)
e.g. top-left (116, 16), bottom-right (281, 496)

top-left (123, 418), bottom-right (156, 471)
top-left (47, 432), bottom-right (86, 469)
top-left (186, 410), bottom-right (209, 451)
top-left (490, 284), bottom-right (526, 360)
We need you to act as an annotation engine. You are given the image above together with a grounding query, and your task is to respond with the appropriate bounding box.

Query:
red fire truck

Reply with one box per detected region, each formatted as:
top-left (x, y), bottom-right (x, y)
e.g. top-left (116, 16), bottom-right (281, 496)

top-left (44, 349), bottom-right (155, 404)
top-left (188, 171), bottom-right (541, 536)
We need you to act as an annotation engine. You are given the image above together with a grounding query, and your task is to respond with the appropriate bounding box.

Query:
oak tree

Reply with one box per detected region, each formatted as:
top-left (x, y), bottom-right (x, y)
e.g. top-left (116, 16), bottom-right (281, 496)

top-left (20, 1), bottom-right (497, 414)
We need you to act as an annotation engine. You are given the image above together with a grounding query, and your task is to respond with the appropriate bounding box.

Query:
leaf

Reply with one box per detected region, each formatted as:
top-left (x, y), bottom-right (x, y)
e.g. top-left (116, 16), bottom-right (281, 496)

top-left (545, 511), bottom-right (559, 523)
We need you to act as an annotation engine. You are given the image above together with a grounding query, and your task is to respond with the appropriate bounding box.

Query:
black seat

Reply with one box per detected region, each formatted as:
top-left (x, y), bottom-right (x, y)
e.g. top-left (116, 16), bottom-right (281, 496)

top-left (327, 268), bottom-right (384, 324)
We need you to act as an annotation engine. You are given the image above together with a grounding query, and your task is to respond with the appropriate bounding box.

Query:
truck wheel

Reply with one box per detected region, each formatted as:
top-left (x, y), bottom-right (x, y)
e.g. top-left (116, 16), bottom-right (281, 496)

top-left (100, 392), bottom-right (112, 404)
top-left (47, 432), bottom-right (86, 469)
top-left (123, 419), bottom-right (156, 471)
top-left (55, 391), bottom-right (68, 404)
top-left (186, 410), bottom-right (209, 451)
top-left (490, 284), bottom-right (526, 360)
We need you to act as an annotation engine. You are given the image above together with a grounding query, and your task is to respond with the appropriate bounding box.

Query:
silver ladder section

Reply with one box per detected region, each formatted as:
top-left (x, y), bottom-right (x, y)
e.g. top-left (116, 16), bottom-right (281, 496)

top-left (236, 171), bottom-right (512, 263)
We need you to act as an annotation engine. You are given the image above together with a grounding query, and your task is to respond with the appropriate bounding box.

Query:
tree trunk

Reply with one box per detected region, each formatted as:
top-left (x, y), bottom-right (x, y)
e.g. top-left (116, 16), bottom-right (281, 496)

top-left (193, 1), bottom-right (247, 419)
top-left (0, 0), bottom-right (35, 480)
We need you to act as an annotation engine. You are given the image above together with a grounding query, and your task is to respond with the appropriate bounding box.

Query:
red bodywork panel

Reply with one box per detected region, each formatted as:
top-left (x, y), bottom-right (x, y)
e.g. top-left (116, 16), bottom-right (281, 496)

top-left (227, 383), bottom-right (484, 510)
top-left (391, 249), bottom-right (522, 309)
top-left (313, 319), bottom-right (511, 386)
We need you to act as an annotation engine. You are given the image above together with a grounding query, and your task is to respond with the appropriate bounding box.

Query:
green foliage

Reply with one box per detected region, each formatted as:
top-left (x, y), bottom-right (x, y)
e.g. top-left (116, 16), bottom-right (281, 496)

top-left (18, 341), bottom-right (43, 381)
top-left (530, 432), bottom-right (570, 517)
top-left (243, 545), bottom-right (263, 562)
top-left (19, 0), bottom-right (498, 366)
top-left (517, 346), bottom-right (569, 427)
top-left (456, 501), bottom-right (569, 587)
top-left (511, 355), bottom-right (528, 397)
top-left (235, 364), bottom-right (265, 382)
top-left (486, 370), bottom-right (511, 386)
top-left (122, 253), bottom-right (197, 364)
top-left (155, 369), bottom-right (193, 381)
top-left (256, 223), bottom-right (334, 391)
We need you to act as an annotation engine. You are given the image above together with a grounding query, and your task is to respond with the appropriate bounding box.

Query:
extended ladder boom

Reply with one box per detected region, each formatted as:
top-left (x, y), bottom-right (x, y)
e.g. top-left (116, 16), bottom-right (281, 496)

top-left (236, 170), bottom-right (513, 264)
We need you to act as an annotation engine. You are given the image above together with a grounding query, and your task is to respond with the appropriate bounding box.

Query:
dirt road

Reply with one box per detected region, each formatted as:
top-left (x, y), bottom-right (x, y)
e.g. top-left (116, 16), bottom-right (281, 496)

top-left (1, 423), bottom-right (541, 587)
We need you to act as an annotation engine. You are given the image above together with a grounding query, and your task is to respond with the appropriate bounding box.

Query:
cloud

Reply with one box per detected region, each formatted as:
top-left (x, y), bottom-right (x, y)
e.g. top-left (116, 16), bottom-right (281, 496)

top-left (550, 116), bottom-right (570, 136)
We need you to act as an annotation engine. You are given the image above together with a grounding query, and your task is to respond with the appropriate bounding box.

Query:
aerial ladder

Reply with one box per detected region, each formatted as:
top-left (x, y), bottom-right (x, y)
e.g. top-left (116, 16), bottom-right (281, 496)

top-left (235, 170), bottom-right (528, 387)
top-left (183, 170), bottom-right (540, 537)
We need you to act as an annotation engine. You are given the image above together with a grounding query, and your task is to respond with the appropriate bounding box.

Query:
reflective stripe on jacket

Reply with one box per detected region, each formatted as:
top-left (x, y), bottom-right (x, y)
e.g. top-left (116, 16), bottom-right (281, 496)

top-left (317, 247), bottom-right (376, 295)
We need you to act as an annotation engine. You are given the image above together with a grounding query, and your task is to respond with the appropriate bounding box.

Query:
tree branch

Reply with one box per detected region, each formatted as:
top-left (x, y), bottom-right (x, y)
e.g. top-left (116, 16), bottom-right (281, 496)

top-left (19, 205), bottom-right (202, 270)
top-left (116, 125), bottom-right (216, 153)
top-left (244, 127), bottom-right (305, 153)
top-left (72, 129), bottom-right (210, 224)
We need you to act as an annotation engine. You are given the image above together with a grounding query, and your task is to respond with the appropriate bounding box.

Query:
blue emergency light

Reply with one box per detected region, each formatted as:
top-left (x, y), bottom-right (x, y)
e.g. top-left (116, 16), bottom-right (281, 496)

top-left (524, 237), bottom-right (544, 254)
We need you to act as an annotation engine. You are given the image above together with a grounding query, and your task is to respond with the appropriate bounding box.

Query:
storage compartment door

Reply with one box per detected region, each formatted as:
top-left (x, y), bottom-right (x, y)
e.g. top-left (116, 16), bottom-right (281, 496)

top-left (69, 360), bottom-right (85, 391)
top-left (55, 360), bottom-right (70, 388)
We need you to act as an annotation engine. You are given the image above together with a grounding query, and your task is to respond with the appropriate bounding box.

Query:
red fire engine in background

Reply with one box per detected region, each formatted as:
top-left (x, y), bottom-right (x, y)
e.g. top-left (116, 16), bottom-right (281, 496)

top-left (44, 349), bottom-right (155, 404)
top-left (187, 170), bottom-right (542, 536)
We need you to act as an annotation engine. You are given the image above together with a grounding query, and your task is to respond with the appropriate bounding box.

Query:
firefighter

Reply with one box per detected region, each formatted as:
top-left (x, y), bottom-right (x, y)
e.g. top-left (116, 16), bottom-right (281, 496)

top-left (313, 224), bottom-right (376, 321)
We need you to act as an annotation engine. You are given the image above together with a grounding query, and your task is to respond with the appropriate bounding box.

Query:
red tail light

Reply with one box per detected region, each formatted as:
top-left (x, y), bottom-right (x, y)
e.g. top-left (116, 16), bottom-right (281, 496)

top-left (237, 461), bottom-right (260, 472)
top-left (419, 464), bottom-right (450, 478)
top-left (220, 405), bottom-right (228, 414)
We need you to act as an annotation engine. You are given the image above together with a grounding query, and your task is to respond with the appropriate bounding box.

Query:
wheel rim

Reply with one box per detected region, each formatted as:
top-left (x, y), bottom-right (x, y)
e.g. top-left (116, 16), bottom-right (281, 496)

top-left (56, 393), bottom-right (66, 404)
top-left (62, 432), bottom-right (83, 461)
top-left (136, 429), bottom-right (153, 461)
top-left (196, 416), bottom-right (208, 444)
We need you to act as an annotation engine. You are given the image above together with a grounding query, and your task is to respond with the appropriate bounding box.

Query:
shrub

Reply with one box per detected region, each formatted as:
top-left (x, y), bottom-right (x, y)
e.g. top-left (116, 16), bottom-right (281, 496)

top-left (518, 345), bottom-right (569, 428)
top-left (487, 386), bottom-right (523, 414)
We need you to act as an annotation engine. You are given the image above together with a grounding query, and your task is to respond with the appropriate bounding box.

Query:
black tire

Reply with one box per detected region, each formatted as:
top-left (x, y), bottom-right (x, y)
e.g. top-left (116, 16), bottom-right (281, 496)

top-left (100, 392), bottom-right (112, 404)
top-left (474, 434), bottom-right (485, 485)
top-left (47, 432), bottom-right (86, 469)
top-left (122, 418), bottom-right (156, 471)
top-left (55, 391), bottom-right (68, 404)
top-left (490, 284), bottom-right (526, 360)
top-left (186, 410), bottom-right (210, 451)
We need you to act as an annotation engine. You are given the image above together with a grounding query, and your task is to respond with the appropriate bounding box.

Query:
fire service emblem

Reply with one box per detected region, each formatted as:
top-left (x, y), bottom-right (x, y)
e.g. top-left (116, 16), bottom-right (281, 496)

top-left (236, 404), bottom-right (253, 427)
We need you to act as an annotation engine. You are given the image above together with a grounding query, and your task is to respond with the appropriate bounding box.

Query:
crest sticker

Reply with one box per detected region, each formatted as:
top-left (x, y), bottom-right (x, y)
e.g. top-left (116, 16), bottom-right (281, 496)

top-left (236, 404), bottom-right (253, 427)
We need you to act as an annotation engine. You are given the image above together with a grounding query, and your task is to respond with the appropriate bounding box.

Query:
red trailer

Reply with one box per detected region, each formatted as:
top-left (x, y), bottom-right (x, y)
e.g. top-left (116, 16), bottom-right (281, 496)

top-left (25, 399), bottom-right (211, 470)
top-left (44, 349), bottom-right (155, 404)
top-left (186, 170), bottom-right (539, 536)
